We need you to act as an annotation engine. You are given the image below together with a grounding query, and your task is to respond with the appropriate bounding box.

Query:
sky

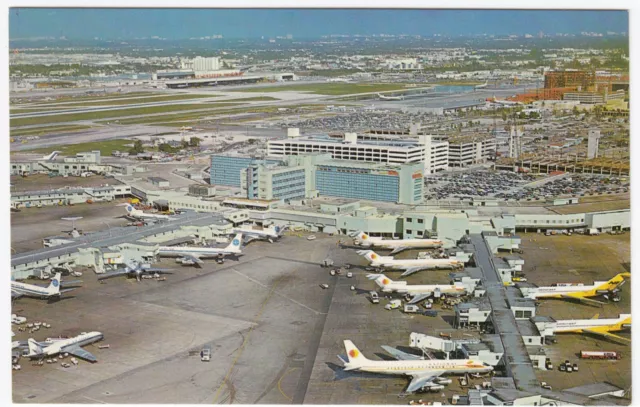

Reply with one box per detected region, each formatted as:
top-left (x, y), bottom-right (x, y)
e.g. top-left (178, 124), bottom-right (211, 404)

top-left (9, 8), bottom-right (629, 40)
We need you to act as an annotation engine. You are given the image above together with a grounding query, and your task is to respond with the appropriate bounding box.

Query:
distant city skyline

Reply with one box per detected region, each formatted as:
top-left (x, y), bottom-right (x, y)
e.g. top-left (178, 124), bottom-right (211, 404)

top-left (9, 8), bottom-right (628, 40)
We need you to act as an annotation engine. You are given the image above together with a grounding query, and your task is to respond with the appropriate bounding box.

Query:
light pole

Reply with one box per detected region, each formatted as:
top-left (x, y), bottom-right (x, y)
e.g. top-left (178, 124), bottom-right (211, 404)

top-left (102, 221), bottom-right (112, 237)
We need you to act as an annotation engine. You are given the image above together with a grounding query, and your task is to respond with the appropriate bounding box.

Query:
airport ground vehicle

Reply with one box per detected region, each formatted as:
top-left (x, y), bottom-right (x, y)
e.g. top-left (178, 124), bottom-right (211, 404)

top-left (580, 351), bottom-right (621, 360)
top-left (201, 345), bottom-right (211, 362)
top-left (369, 291), bottom-right (380, 304)
top-left (403, 305), bottom-right (420, 313)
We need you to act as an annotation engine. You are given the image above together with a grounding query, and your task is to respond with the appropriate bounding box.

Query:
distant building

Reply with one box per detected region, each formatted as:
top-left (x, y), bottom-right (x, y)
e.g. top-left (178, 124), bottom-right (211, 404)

top-left (267, 129), bottom-right (448, 174)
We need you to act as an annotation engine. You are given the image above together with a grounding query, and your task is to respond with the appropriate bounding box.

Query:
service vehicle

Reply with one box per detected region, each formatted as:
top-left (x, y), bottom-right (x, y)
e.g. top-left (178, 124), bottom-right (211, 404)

top-left (580, 351), bottom-right (621, 360)
top-left (201, 345), bottom-right (211, 362)
top-left (369, 291), bottom-right (380, 304)
top-left (320, 283), bottom-right (329, 289)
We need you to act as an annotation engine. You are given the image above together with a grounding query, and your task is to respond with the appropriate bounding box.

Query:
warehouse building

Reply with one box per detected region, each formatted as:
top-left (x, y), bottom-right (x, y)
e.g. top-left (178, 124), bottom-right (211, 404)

top-left (267, 129), bottom-right (449, 174)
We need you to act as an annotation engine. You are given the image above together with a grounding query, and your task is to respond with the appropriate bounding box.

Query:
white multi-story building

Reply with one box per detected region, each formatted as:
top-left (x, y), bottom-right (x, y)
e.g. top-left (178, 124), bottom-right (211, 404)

top-left (180, 56), bottom-right (221, 72)
top-left (447, 135), bottom-right (497, 168)
top-left (267, 130), bottom-right (449, 174)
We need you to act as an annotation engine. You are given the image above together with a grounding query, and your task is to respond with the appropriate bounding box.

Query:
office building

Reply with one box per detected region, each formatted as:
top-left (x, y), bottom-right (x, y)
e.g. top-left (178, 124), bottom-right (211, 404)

top-left (238, 153), bottom-right (424, 204)
top-left (210, 154), bottom-right (281, 187)
top-left (267, 129), bottom-right (448, 174)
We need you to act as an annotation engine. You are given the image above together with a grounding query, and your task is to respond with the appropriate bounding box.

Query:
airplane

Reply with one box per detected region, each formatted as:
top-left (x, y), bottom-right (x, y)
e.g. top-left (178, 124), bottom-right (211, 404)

top-left (551, 314), bottom-right (631, 344)
top-left (41, 151), bottom-right (61, 161)
top-left (474, 81), bottom-right (488, 89)
top-left (377, 93), bottom-right (404, 101)
top-left (11, 273), bottom-right (80, 300)
top-left (158, 233), bottom-right (243, 268)
top-left (27, 331), bottom-right (104, 363)
top-left (357, 250), bottom-right (464, 277)
top-left (352, 231), bottom-right (443, 255)
top-left (338, 340), bottom-right (492, 394)
top-left (98, 260), bottom-right (173, 282)
top-left (367, 274), bottom-right (470, 304)
top-left (118, 203), bottom-right (173, 221)
top-left (520, 273), bottom-right (630, 306)
top-left (486, 96), bottom-right (522, 106)
top-left (234, 225), bottom-right (286, 244)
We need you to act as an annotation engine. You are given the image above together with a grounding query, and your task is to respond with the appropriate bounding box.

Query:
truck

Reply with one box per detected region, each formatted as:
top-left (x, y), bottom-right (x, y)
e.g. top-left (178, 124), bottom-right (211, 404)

top-left (369, 291), bottom-right (380, 304)
top-left (403, 304), bottom-right (420, 313)
top-left (588, 228), bottom-right (600, 236)
top-left (385, 299), bottom-right (402, 310)
top-left (580, 351), bottom-right (621, 360)
top-left (200, 345), bottom-right (211, 362)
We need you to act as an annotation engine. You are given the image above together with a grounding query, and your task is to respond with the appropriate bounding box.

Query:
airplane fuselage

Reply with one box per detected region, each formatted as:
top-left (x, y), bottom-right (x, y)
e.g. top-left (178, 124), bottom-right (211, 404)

top-left (373, 258), bottom-right (461, 270)
top-left (31, 332), bottom-right (103, 357)
top-left (158, 246), bottom-right (240, 258)
top-left (382, 281), bottom-right (467, 295)
top-left (553, 315), bottom-right (631, 333)
top-left (348, 359), bottom-right (491, 376)
top-left (11, 282), bottom-right (55, 298)
top-left (357, 238), bottom-right (442, 250)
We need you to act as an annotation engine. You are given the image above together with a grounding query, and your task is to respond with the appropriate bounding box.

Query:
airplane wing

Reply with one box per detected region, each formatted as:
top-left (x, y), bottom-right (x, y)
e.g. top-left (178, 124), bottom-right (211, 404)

top-left (381, 345), bottom-right (424, 361)
top-left (582, 329), bottom-right (631, 344)
top-left (389, 246), bottom-right (409, 255)
top-left (408, 293), bottom-right (432, 304)
top-left (60, 280), bottom-right (83, 286)
top-left (97, 268), bottom-right (131, 280)
top-left (406, 371), bottom-right (445, 393)
top-left (11, 291), bottom-right (22, 299)
top-left (560, 293), bottom-right (605, 306)
top-left (244, 235), bottom-right (260, 244)
top-left (400, 267), bottom-right (429, 277)
top-left (181, 254), bottom-right (203, 268)
top-left (59, 288), bottom-right (76, 295)
top-left (62, 345), bottom-right (97, 362)
top-left (144, 267), bottom-right (173, 274)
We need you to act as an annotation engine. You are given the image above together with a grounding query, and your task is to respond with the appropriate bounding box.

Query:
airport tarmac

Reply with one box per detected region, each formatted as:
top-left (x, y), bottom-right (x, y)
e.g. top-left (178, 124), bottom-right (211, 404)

top-left (513, 233), bottom-right (632, 392)
top-left (11, 200), bottom-right (132, 254)
top-left (12, 234), bottom-right (348, 403)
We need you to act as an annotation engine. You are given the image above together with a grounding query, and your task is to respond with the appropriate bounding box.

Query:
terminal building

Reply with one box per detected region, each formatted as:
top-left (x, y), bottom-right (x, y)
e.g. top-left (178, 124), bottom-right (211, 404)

top-left (267, 128), bottom-right (449, 174)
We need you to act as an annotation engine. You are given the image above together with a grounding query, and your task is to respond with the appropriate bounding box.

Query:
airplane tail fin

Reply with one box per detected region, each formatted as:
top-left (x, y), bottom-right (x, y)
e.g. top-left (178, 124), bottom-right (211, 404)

top-left (344, 340), bottom-right (369, 364)
top-left (356, 250), bottom-right (382, 263)
top-left (607, 273), bottom-right (631, 289)
top-left (591, 313), bottom-right (600, 320)
top-left (28, 338), bottom-right (43, 356)
top-left (366, 273), bottom-right (391, 288)
top-left (226, 233), bottom-right (243, 253)
top-left (48, 273), bottom-right (62, 295)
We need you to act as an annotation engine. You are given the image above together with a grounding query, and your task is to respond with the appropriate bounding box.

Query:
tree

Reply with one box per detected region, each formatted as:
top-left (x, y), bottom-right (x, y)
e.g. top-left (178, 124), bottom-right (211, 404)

top-left (501, 111), bottom-right (508, 122)
top-left (181, 139), bottom-right (189, 149)
top-left (572, 106), bottom-right (579, 117)
top-left (129, 140), bottom-right (144, 155)
top-left (158, 143), bottom-right (174, 153)
top-left (189, 137), bottom-right (201, 147)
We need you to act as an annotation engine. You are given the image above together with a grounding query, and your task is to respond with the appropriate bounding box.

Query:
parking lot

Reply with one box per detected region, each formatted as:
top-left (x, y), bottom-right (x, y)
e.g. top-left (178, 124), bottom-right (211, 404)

top-left (425, 170), bottom-right (537, 200)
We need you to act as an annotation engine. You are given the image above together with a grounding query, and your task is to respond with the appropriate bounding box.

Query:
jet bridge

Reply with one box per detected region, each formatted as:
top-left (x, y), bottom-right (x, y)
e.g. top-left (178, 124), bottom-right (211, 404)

top-left (409, 333), bottom-right (481, 354)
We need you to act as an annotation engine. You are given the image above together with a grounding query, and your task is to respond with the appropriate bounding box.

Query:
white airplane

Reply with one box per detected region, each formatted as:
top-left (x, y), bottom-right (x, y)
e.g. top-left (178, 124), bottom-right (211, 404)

top-left (119, 203), bottom-right (173, 221)
top-left (487, 96), bottom-right (522, 106)
top-left (11, 273), bottom-right (79, 300)
top-left (352, 231), bottom-right (443, 255)
top-left (97, 260), bottom-right (173, 282)
top-left (338, 340), bottom-right (492, 394)
top-left (377, 93), bottom-right (404, 101)
top-left (42, 151), bottom-right (61, 161)
top-left (520, 272), bottom-right (630, 306)
top-left (27, 331), bottom-right (103, 363)
top-left (358, 250), bottom-right (464, 277)
top-left (474, 81), bottom-right (488, 89)
top-left (367, 274), bottom-right (470, 304)
top-left (158, 233), bottom-right (243, 267)
top-left (551, 314), bottom-right (631, 344)
top-left (234, 225), bottom-right (286, 244)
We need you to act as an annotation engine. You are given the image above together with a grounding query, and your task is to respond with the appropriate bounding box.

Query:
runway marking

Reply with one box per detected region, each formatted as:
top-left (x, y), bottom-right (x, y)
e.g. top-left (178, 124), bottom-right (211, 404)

top-left (230, 268), bottom-right (325, 315)
top-left (278, 367), bottom-right (297, 402)
top-left (212, 277), bottom-right (280, 404)
top-left (82, 396), bottom-right (107, 404)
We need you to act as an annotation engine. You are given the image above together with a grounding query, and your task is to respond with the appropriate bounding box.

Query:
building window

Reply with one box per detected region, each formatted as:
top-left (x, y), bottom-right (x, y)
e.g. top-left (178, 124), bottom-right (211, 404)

top-left (528, 338), bottom-right (532, 343)
top-left (417, 219), bottom-right (424, 224)
top-left (406, 229), bottom-right (412, 234)
top-left (406, 218), bottom-right (412, 222)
